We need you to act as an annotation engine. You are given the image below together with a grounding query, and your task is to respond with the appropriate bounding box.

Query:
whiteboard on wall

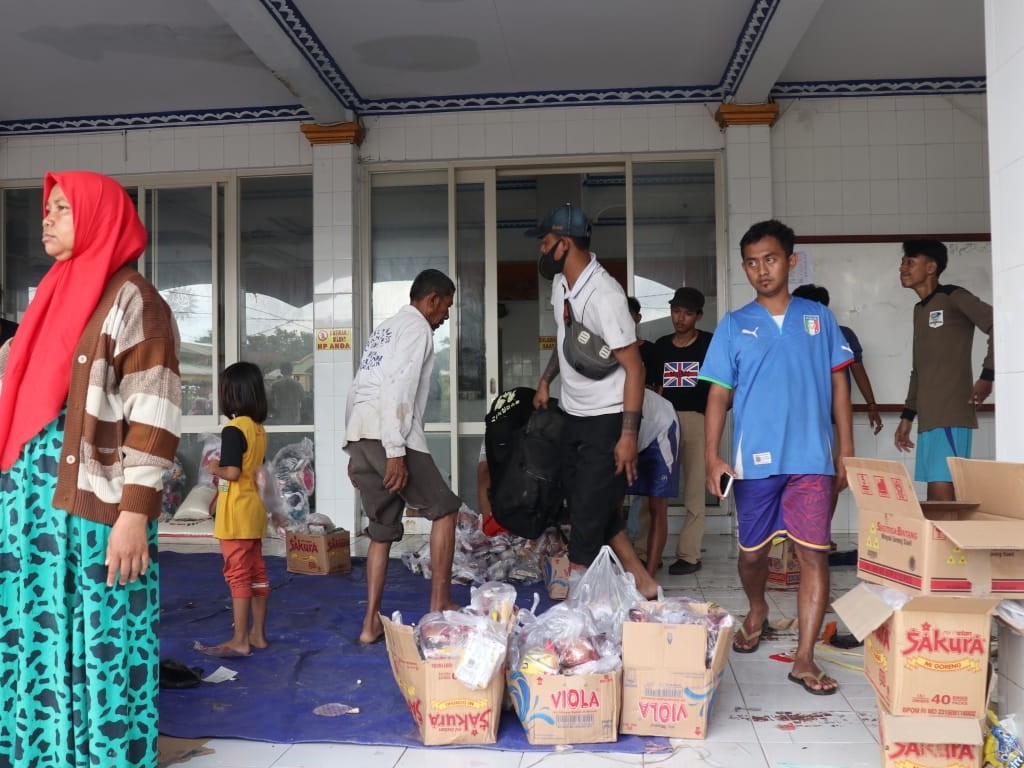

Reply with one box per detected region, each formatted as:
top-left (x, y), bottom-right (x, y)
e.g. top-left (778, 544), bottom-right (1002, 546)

top-left (790, 241), bottom-right (993, 406)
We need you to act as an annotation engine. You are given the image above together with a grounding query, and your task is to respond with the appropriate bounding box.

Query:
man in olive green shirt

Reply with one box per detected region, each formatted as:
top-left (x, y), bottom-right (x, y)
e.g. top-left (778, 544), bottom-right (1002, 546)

top-left (895, 239), bottom-right (994, 501)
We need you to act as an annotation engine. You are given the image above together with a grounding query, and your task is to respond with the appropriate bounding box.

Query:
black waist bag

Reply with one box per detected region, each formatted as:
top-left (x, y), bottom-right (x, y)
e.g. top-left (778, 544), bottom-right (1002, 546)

top-left (485, 389), bottom-right (566, 539)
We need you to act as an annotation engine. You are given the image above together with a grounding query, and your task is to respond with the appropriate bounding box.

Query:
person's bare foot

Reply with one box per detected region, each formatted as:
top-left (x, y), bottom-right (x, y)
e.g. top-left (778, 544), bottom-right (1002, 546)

top-left (359, 616), bottom-right (385, 645)
top-left (249, 633), bottom-right (269, 650)
top-left (194, 640), bottom-right (252, 658)
top-left (431, 601), bottom-right (461, 613)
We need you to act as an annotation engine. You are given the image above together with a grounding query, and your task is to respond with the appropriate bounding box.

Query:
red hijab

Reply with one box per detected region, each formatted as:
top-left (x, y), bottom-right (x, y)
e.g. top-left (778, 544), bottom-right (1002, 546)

top-left (0, 171), bottom-right (147, 470)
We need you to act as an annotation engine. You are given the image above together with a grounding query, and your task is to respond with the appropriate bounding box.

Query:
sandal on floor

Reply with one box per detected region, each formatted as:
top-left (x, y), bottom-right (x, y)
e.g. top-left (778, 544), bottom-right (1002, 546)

top-left (787, 669), bottom-right (839, 696)
top-left (732, 618), bottom-right (768, 654)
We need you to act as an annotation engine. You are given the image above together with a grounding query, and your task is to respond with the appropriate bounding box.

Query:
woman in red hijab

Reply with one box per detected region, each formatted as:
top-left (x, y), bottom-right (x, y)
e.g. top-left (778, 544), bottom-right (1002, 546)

top-left (0, 171), bottom-right (181, 768)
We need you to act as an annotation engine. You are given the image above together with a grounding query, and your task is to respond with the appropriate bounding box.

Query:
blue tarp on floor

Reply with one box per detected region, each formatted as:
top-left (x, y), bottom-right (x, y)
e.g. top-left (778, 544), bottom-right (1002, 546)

top-left (158, 551), bottom-right (667, 751)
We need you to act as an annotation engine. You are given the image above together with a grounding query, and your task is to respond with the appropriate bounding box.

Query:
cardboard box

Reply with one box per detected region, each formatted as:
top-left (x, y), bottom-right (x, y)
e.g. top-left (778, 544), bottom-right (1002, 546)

top-left (544, 553), bottom-right (571, 600)
top-left (507, 669), bottom-right (621, 745)
top-left (380, 615), bottom-right (504, 746)
top-left (619, 604), bottom-right (733, 739)
top-left (767, 537), bottom-right (800, 587)
top-left (834, 583), bottom-right (996, 719)
top-left (878, 707), bottom-right (984, 768)
top-left (285, 529), bottom-right (351, 575)
top-left (846, 457), bottom-right (1024, 596)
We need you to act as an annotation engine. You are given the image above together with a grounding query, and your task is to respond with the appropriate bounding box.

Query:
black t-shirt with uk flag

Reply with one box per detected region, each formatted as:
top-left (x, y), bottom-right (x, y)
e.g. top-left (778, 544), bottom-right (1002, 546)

top-left (652, 330), bottom-right (713, 413)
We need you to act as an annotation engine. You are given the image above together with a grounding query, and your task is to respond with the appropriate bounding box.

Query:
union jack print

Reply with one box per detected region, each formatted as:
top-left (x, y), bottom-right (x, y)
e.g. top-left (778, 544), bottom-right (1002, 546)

top-left (663, 361), bottom-right (699, 388)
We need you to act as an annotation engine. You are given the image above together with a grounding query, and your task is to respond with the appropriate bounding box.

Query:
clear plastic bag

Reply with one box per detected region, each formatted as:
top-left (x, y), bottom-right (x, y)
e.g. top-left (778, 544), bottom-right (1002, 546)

top-left (566, 545), bottom-right (644, 644)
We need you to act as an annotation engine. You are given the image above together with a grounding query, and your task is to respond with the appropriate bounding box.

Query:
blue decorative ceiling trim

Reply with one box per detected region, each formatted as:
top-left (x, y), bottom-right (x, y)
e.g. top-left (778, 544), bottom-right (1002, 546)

top-left (257, 0), bottom-right (364, 111)
top-left (719, 0), bottom-right (780, 99)
top-left (772, 77), bottom-right (986, 98)
top-left (357, 84), bottom-right (724, 115)
top-left (0, 105), bottom-right (311, 136)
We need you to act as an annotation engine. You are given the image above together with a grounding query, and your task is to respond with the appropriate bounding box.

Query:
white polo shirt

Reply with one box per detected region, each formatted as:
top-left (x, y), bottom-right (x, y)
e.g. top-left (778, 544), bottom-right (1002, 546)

top-left (551, 255), bottom-right (635, 417)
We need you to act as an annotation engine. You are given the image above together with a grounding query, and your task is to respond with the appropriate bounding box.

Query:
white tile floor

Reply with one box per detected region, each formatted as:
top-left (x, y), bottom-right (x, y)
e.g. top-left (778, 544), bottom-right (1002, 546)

top-left (160, 533), bottom-right (879, 767)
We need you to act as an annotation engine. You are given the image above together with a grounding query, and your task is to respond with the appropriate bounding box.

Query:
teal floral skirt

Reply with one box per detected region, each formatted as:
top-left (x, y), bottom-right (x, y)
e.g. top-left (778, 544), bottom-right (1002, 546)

top-left (0, 412), bottom-right (159, 768)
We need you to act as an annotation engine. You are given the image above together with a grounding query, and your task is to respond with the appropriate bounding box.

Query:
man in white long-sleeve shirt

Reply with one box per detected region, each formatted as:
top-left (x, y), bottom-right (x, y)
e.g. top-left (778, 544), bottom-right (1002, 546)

top-left (344, 269), bottom-right (461, 645)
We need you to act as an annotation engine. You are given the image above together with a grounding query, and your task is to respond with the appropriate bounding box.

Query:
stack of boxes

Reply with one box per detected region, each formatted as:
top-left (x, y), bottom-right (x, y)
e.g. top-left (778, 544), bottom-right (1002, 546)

top-left (835, 457), bottom-right (1024, 768)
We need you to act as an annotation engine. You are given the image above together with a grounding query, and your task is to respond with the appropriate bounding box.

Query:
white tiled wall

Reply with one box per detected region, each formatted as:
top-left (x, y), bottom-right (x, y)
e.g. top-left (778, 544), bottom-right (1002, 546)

top-left (0, 121), bottom-right (311, 180)
top-left (357, 104), bottom-right (725, 162)
top-left (771, 95), bottom-right (989, 236)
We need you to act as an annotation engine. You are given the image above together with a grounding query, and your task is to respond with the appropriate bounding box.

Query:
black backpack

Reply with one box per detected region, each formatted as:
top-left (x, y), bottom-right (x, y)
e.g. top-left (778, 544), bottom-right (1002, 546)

top-left (484, 387), bottom-right (566, 539)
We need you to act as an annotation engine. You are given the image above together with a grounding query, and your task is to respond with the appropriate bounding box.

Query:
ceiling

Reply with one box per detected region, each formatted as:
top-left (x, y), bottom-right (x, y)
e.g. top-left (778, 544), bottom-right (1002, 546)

top-left (0, 0), bottom-right (986, 135)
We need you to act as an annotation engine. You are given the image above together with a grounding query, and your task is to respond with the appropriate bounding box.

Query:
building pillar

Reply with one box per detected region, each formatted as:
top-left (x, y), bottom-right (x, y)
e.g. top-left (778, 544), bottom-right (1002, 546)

top-left (984, 2), bottom-right (1024, 460)
top-left (302, 123), bottom-right (364, 532)
top-left (714, 102), bottom-right (779, 309)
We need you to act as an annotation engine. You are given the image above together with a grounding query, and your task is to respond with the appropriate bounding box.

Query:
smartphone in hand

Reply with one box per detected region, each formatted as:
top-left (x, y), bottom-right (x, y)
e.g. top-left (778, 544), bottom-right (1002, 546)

top-left (719, 472), bottom-right (734, 498)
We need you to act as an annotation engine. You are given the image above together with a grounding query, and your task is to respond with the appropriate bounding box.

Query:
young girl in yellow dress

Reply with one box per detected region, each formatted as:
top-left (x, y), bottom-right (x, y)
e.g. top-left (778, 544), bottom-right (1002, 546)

top-left (202, 362), bottom-right (270, 657)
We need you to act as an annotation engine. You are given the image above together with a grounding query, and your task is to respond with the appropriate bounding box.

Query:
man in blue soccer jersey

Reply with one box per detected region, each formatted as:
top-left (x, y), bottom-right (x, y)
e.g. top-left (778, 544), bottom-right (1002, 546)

top-left (700, 220), bottom-right (853, 695)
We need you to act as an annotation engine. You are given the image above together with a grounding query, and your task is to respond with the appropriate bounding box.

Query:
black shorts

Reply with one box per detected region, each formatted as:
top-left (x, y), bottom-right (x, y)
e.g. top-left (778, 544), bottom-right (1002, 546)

top-left (562, 412), bottom-right (627, 565)
top-left (346, 440), bottom-right (461, 543)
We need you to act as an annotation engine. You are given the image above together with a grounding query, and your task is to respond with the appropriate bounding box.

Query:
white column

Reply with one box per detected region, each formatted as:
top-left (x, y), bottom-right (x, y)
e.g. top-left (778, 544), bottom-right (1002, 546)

top-left (715, 104), bottom-right (778, 310)
top-left (984, 1), bottom-right (1024, 460)
top-left (309, 137), bottom-right (361, 532)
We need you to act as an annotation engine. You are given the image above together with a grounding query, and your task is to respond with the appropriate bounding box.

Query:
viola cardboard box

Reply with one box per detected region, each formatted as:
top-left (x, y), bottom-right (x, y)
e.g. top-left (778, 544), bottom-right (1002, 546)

top-left (845, 457), bottom-right (1024, 596)
top-left (833, 583), bottom-right (996, 719)
top-left (507, 668), bottom-right (621, 745)
top-left (767, 537), bottom-right (800, 587)
top-left (285, 528), bottom-right (351, 575)
top-left (380, 615), bottom-right (505, 746)
top-left (878, 708), bottom-right (984, 768)
top-left (619, 602), bottom-right (734, 739)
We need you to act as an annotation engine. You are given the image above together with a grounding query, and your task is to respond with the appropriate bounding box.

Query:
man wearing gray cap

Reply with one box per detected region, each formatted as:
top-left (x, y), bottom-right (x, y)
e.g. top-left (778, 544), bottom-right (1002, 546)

top-left (528, 203), bottom-right (658, 599)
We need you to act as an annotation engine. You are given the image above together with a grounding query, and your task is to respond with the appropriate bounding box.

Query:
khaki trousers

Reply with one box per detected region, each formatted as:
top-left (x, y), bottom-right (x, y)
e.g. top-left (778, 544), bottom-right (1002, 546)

top-left (674, 410), bottom-right (707, 563)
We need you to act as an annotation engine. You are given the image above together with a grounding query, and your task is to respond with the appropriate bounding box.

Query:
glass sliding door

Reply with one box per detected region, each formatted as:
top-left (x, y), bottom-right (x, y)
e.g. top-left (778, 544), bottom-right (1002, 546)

top-left (368, 172), bottom-right (454, 501)
top-left (144, 185), bottom-right (220, 422)
top-left (494, 168), bottom-right (627, 402)
top-left (239, 175), bottom-right (314, 428)
top-left (631, 160), bottom-right (718, 341)
top-left (453, 170), bottom-right (495, 511)
top-left (364, 157), bottom-right (722, 525)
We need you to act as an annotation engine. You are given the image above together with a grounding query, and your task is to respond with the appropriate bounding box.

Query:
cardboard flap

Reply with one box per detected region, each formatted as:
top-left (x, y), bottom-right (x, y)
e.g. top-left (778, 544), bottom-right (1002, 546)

top-left (622, 621), bottom-right (709, 673)
top-left (844, 458), bottom-right (924, 520)
top-left (918, 501), bottom-right (980, 515)
top-left (903, 595), bottom-right (1000, 614)
top-left (881, 710), bottom-right (983, 746)
top-left (831, 583), bottom-right (895, 642)
top-left (950, 457), bottom-right (1024, 521)
top-left (932, 519), bottom-right (1024, 551)
top-left (381, 614), bottom-right (421, 663)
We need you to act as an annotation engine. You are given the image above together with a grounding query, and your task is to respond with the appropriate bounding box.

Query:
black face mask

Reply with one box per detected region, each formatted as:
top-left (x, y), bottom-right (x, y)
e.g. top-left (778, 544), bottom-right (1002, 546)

top-left (538, 240), bottom-right (566, 281)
